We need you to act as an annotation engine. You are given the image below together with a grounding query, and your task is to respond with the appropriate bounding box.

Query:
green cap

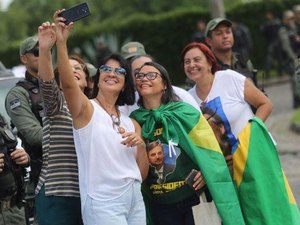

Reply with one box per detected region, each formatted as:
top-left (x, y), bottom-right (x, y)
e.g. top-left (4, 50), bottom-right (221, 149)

top-left (205, 18), bottom-right (232, 37)
top-left (121, 42), bottom-right (146, 60)
top-left (20, 36), bottom-right (38, 56)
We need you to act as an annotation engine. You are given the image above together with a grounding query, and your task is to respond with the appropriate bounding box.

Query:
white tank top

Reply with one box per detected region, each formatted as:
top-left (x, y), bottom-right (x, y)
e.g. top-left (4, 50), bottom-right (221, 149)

top-left (73, 100), bottom-right (142, 209)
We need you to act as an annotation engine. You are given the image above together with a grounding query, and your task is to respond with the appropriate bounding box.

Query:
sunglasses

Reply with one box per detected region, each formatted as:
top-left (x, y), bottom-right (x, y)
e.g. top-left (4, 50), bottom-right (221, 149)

top-left (99, 65), bottom-right (127, 76)
top-left (135, 72), bottom-right (161, 80)
top-left (25, 48), bottom-right (39, 57)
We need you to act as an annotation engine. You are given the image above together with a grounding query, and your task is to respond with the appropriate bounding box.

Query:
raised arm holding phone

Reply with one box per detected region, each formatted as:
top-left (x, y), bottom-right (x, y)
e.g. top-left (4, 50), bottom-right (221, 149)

top-left (53, 9), bottom-right (148, 225)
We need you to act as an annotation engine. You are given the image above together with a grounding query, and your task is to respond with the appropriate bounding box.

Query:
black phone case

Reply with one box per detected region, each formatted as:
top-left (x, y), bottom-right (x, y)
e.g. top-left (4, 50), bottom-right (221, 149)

top-left (58, 2), bottom-right (91, 25)
top-left (185, 169), bottom-right (198, 188)
top-left (185, 169), bottom-right (207, 196)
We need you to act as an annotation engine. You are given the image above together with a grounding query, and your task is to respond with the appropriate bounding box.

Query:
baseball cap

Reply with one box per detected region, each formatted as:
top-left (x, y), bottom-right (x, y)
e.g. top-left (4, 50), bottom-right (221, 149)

top-left (293, 5), bottom-right (300, 13)
top-left (20, 36), bottom-right (39, 56)
top-left (282, 10), bottom-right (294, 20)
top-left (121, 42), bottom-right (146, 60)
top-left (205, 18), bottom-right (232, 37)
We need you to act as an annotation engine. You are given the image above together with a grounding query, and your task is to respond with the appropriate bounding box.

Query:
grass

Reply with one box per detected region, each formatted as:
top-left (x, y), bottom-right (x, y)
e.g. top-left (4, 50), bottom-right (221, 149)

top-left (292, 108), bottom-right (300, 125)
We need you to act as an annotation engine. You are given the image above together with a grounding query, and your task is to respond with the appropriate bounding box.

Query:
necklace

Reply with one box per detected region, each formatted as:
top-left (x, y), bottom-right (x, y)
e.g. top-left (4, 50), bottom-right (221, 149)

top-left (95, 98), bottom-right (125, 134)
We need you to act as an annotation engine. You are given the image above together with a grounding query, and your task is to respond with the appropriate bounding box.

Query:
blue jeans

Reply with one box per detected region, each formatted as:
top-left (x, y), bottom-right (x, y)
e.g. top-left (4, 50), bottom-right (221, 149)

top-left (82, 180), bottom-right (146, 225)
top-left (149, 194), bottom-right (200, 225)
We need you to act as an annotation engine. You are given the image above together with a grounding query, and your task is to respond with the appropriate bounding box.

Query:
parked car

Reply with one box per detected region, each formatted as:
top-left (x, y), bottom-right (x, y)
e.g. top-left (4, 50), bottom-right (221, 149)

top-left (0, 61), bottom-right (20, 122)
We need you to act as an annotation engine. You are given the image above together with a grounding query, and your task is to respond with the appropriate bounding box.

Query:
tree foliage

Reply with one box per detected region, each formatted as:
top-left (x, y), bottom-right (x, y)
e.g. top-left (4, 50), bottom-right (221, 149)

top-left (0, 0), bottom-right (243, 51)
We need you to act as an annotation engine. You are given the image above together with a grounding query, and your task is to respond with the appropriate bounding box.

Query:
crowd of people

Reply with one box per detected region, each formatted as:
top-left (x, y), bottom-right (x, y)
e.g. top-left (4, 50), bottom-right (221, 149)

top-left (0, 6), bottom-right (300, 225)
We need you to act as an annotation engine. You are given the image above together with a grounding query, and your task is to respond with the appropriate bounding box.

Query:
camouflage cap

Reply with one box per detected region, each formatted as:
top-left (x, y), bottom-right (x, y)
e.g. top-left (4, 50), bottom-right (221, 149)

top-left (205, 18), bottom-right (232, 37)
top-left (20, 36), bottom-right (38, 56)
top-left (121, 42), bottom-right (146, 60)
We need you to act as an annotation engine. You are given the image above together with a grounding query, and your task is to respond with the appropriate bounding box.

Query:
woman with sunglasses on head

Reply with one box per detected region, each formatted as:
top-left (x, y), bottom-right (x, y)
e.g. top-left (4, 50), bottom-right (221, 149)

top-left (53, 10), bottom-right (148, 225)
top-left (130, 61), bottom-right (245, 225)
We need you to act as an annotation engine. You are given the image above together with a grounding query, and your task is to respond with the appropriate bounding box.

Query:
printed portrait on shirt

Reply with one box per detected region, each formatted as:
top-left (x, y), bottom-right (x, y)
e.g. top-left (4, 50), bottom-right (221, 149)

top-left (202, 96), bottom-right (238, 154)
top-left (146, 139), bottom-right (181, 184)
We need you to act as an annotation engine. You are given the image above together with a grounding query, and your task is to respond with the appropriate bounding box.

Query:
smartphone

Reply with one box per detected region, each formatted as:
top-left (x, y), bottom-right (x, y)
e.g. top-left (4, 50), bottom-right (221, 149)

top-left (58, 2), bottom-right (91, 25)
top-left (185, 169), bottom-right (206, 196)
top-left (185, 169), bottom-right (198, 188)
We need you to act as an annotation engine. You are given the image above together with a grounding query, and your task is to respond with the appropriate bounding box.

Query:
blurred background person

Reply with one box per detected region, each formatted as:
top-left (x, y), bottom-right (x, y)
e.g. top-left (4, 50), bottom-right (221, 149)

top-left (293, 4), bottom-right (300, 35)
top-left (278, 10), bottom-right (300, 76)
top-left (260, 10), bottom-right (283, 78)
top-left (191, 19), bottom-right (207, 44)
top-left (95, 40), bottom-right (112, 68)
top-left (232, 20), bottom-right (253, 64)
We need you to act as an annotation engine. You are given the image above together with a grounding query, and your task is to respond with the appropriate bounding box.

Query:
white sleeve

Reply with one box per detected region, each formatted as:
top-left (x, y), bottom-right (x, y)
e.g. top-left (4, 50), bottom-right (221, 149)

top-left (172, 86), bottom-right (200, 111)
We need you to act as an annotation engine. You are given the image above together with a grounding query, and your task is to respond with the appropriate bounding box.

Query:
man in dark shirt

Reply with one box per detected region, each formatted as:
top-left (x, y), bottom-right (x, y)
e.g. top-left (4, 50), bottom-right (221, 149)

top-left (5, 36), bottom-right (43, 225)
top-left (205, 18), bottom-right (256, 84)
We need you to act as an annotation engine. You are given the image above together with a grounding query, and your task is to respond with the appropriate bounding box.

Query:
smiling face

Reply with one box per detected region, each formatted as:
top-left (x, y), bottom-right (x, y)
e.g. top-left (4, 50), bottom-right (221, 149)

top-left (135, 65), bottom-right (166, 101)
top-left (69, 59), bottom-right (87, 90)
top-left (183, 47), bottom-right (212, 83)
top-left (98, 59), bottom-right (125, 95)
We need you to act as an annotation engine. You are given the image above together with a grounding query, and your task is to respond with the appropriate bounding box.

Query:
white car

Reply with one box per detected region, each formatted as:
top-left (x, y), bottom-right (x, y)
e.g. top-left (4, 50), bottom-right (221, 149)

top-left (0, 62), bottom-right (20, 122)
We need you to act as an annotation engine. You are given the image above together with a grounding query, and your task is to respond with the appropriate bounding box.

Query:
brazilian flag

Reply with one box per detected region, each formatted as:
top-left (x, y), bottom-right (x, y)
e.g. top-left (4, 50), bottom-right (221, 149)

top-left (233, 117), bottom-right (300, 225)
top-left (131, 102), bottom-right (245, 225)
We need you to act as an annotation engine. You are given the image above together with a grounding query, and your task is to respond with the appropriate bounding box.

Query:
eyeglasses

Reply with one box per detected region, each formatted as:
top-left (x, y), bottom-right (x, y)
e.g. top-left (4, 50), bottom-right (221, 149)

top-left (25, 48), bottom-right (39, 57)
top-left (99, 65), bottom-right (127, 76)
top-left (135, 72), bottom-right (161, 80)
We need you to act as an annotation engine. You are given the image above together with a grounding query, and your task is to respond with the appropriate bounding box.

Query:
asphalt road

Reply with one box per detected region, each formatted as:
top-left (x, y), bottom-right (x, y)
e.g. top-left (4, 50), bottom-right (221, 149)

top-left (264, 79), bottom-right (300, 208)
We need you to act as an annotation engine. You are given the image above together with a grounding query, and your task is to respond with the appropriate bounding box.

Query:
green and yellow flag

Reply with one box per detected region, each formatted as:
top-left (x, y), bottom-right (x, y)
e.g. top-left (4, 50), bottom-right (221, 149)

top-left (131, 102), bottom-right (245, 225)
top-left (233, 117), bottom-right (300, 225)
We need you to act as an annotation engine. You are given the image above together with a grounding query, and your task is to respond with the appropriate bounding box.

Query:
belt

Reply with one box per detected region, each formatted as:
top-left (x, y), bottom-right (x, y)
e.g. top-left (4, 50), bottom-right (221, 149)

top-left (0, 197), bottom-right (16, 211)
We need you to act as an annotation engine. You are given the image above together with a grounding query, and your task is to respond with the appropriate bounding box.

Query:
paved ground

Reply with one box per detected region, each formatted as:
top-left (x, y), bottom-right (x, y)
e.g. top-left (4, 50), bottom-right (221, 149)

top-left (264, 78), bottom-right (300, 208)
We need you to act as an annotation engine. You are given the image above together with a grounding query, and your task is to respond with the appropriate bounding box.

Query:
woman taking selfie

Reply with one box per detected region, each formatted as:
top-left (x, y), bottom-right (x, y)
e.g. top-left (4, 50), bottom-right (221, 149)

top-left (53, 10), bottom-right (148, 225)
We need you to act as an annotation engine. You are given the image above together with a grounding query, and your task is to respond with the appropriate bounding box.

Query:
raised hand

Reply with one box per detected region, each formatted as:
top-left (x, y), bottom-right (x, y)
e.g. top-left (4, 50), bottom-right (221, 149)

top-left (38, 21), bottom-right (56, 51)
top-left (53, 9), bottom-right (73, 43)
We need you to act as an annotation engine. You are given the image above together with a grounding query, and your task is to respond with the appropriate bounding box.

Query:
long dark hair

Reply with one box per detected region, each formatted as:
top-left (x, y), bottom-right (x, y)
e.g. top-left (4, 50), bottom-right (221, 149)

top-left (137, 61), bottom-right (179, 107)
top-left (91, 53), bottom-right (135, 106)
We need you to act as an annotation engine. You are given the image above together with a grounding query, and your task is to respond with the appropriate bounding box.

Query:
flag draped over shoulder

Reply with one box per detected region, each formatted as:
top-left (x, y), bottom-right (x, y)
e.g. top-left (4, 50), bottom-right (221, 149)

top-left (233, 117), bottom-right (300, 225)
top-left (131, 102), bottom-right (245, 225)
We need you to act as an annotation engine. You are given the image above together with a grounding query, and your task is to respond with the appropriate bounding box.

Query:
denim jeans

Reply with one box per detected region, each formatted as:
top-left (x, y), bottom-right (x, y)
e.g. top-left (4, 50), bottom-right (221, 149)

top-left (35, 185), bottom-right (83, 225)
top-left (82, 180), bottom-right (146, 225)
top-left (149, 194), bottom-right (200, 225)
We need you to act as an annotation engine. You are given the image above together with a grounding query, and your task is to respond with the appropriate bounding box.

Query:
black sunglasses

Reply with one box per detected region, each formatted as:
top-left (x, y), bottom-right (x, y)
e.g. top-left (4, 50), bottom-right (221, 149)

top-left (25, 48), bottom-right (39, 57)
top-left (99, 65), bottom-right (127, 76)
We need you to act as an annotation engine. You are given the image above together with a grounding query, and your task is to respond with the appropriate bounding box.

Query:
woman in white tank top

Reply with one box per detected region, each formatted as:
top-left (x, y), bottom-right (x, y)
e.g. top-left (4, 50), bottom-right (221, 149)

top-left (54, 10), bottom-right (149, 225)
